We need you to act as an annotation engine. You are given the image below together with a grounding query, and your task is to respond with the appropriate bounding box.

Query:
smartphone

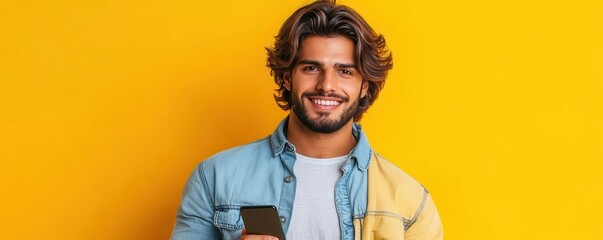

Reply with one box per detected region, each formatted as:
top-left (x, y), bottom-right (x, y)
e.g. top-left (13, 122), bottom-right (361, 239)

top-left (240, 205), bottom-right (286, 240)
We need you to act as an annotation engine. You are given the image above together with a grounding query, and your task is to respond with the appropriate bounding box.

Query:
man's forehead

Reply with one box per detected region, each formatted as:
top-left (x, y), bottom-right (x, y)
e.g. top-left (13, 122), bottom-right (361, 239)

top-left (297, 36), bottom-right (356, 65)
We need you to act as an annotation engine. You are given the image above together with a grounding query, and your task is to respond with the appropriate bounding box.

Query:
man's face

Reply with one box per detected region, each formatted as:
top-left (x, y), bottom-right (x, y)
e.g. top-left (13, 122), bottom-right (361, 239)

top-left (286, 35), bottom-right (367, 134)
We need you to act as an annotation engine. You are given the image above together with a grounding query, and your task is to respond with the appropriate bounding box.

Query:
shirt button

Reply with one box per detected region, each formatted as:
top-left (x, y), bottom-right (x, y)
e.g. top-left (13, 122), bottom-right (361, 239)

top-left (280, 216), bottom-right (286, 223)
top-left (284, 175), bottom-right (293, 183)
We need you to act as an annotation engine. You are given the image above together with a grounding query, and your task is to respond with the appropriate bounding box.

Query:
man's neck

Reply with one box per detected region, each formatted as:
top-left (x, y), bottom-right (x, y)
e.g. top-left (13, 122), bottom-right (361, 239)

top-left (285, 114), bottom-right (357, 159)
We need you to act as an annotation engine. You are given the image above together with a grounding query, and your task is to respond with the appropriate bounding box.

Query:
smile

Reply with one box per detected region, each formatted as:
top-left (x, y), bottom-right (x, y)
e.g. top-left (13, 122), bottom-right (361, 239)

top-left (310, 98), bottom-right (341, 106)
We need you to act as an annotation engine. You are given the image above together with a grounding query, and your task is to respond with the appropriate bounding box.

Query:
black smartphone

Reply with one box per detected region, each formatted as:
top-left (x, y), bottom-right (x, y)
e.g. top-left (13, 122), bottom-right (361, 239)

top-left (240, 205), bottom-right (286, 240)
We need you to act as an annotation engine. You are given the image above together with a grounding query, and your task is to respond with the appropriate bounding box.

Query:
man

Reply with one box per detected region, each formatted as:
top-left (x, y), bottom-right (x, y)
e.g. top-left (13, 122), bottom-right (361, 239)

top-left (171, 1), bottom-right (443, 239)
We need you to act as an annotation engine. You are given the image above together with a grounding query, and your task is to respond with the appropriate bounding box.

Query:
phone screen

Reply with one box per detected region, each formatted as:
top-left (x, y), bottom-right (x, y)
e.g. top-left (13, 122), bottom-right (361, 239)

top-left (240, 205), bottom-right (286, 240)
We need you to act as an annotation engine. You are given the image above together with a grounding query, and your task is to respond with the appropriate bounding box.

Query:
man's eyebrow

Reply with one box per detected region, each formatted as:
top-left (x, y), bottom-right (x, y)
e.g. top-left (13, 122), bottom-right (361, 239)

top-left (298, 60), bottom-right (323, 66)
top-left (298, 60), bottom-right (356, 68)
top-left (334, 63), bottom-right (356, 68)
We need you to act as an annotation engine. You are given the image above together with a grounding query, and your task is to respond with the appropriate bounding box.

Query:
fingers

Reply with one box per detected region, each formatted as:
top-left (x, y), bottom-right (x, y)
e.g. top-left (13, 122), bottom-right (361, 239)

top-left (240, 228), bottom-right (279, 240)
top-left (239, 236), bottom-right (278, 240)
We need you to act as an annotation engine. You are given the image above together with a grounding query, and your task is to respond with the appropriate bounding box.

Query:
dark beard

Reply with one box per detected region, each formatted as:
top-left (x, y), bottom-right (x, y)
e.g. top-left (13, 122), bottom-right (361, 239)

top-left (291, 92), bottom-right (359, 134)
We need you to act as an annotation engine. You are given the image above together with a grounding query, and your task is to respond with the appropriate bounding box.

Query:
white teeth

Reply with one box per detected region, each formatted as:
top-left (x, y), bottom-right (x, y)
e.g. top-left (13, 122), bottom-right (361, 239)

top-left (312, 99), bottom-right (340, 106)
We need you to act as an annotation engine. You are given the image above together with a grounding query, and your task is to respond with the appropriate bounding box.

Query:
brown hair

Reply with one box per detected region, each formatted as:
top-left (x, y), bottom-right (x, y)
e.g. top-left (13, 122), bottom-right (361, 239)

top-left (266, 0), bottom-right (393, 121)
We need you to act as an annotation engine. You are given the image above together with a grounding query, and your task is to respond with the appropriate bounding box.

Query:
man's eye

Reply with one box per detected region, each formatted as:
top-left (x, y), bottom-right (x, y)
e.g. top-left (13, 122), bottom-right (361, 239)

top-left (304, 66), bottom-right (318, 71)
top-left (340, 69), bottom-right (352, 75)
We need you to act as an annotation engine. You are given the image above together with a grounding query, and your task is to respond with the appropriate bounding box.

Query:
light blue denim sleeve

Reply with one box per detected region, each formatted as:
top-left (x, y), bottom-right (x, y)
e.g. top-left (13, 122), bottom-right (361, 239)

top-left (171, 162), bottom-right (221, 240)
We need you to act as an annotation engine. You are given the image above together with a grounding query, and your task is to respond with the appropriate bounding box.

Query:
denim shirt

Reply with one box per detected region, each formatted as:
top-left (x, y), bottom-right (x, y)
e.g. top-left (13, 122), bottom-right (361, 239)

top-left (171, 118), bottom-right (372, 240)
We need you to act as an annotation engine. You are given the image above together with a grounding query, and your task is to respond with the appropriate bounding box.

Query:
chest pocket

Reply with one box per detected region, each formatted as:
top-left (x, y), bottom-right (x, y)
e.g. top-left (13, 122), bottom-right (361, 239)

top-left (213, 208), bottom-right (244, 239)
top-left (358, 212), bottom-right (406, 240)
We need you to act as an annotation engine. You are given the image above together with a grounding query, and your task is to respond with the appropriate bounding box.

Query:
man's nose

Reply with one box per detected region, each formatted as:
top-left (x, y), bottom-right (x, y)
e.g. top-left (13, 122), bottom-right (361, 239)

top-left (317, 70), bottom-right (337, 92)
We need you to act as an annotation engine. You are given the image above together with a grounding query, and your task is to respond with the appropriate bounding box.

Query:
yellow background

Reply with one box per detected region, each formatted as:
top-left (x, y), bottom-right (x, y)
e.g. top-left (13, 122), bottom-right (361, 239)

top-left (1, 0), bottom-right (602, 239)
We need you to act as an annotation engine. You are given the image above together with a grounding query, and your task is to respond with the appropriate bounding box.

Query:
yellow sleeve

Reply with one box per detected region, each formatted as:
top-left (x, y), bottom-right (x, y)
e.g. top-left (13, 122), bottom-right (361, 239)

top-left (404, 193), bottom-right (444, 240)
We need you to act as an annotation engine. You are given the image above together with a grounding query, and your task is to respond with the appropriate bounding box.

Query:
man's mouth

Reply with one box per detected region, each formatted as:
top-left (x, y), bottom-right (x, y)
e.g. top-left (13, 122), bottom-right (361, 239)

top-left (310, 98), bottom-right (341, 106)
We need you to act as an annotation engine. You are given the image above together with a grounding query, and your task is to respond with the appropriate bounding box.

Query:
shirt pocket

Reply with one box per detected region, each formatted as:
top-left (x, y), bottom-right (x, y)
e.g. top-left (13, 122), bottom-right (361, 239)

top-left (213, 208), bottom-right (244, 239)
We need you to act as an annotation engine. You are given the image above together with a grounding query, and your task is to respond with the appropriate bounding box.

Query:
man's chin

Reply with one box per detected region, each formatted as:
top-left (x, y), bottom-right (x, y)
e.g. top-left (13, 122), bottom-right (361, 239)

top-left (300, 117), bottom-right (346, 133)
top-left (291, 103), bottom-right (353, 133)
top-left (308, 110), bottom-right (337, 119)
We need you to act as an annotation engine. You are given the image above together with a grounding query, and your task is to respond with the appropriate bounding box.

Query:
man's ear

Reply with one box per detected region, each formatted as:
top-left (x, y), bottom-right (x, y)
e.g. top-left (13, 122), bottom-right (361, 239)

top-left (283, 72), bottom-right (291, 91)
top-left (360, 80), bottom-right (369, 98)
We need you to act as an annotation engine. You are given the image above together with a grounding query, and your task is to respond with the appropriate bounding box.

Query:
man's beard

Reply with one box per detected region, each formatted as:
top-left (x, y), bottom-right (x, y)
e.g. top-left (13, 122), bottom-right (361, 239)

top-left (291, 91), bottom-right (360, 134)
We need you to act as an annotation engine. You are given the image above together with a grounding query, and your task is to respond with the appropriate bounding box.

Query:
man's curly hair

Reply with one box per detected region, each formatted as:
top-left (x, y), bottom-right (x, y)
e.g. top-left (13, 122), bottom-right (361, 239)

top-left (266, 0), bottom-right (393, 121)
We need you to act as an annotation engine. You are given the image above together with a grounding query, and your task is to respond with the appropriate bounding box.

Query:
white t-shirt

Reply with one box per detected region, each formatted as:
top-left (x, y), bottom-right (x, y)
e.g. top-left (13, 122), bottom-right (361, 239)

top-left (286, 153), bottom-right (348, 240)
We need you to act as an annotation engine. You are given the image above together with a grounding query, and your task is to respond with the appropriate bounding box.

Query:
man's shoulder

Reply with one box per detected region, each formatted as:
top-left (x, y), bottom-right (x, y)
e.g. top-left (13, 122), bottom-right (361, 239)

top-left (201, 135), bottom-right (273, 167)
top-left (366, 154), bottom-right (441, 234)
top-left (368, 153), bottom-right (427, 207)
top-left (370, 154), bottom-right (424, 189)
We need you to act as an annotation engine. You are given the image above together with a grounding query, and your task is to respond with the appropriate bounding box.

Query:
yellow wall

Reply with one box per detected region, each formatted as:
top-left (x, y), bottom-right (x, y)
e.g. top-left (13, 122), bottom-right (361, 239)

top-left (1, 0), bottom-right (601, 239)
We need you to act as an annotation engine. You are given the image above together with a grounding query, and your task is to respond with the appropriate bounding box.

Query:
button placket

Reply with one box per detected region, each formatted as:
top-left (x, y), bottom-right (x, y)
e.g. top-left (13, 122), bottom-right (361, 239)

top-left (284, 175), bottom-right (293, 183)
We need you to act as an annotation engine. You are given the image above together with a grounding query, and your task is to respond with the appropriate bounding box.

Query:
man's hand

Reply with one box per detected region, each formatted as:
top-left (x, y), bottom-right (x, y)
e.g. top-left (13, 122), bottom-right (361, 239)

top-left (239, 228), bottom-right (279, 240)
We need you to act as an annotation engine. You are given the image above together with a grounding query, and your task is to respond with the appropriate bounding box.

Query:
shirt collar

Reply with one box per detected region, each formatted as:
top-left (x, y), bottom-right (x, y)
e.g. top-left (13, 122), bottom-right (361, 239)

top-left (270, 116), bottom-right (372, 171)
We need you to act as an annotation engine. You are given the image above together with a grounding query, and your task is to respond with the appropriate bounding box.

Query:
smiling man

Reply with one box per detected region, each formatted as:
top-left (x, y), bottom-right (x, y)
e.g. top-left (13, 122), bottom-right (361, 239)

top-left (171, 1), bottom-right (443, 239)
